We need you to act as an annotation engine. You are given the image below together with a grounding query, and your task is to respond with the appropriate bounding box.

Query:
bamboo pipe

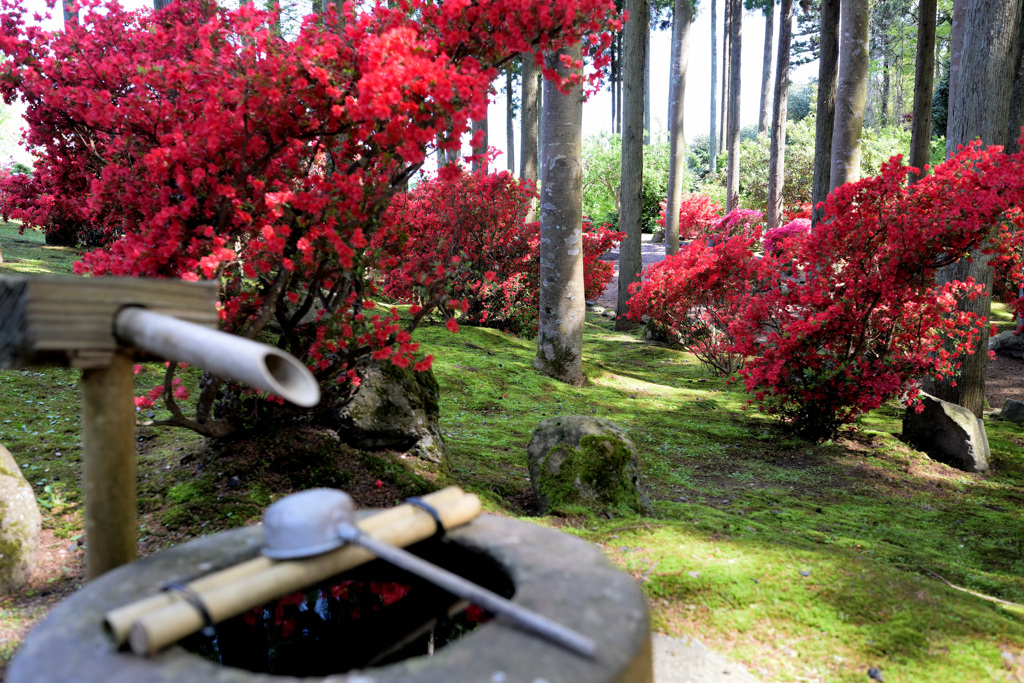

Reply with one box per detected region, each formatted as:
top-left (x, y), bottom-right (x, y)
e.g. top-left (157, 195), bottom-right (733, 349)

top-left (124, 491), bottom-right (482, 656)
top-left (114, 307), bottom-right (319, 407)
top-left (104, 486), bottom-right (467, 644)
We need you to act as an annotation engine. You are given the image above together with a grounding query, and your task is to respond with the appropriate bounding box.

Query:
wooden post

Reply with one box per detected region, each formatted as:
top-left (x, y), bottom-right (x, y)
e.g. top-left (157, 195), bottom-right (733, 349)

top-left (81, 352), bottom-right (137, 579)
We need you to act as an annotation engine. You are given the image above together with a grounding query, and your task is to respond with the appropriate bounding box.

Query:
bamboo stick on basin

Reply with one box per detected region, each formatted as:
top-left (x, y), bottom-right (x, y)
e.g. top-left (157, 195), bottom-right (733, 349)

top-left (105, 486), bottom-right (469, 645)
top-left (124, 490), bottom-right (482, 656)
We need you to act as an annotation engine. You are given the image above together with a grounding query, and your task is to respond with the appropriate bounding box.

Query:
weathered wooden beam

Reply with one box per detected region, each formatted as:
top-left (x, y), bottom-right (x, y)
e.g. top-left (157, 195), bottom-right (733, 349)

top-left (0, 276), bottom-right (219, 369)
top-left (81, 353), bottom-right (137, 579)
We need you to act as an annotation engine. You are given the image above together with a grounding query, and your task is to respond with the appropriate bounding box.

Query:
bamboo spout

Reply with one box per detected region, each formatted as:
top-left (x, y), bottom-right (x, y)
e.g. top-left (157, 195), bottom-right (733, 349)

top-left (115, 307), bottom-right (319, 407)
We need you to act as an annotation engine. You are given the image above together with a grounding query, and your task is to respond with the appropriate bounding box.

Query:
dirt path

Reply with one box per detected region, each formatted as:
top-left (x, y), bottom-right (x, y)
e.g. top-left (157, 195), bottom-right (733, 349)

top-left (594, 235), bottom-right (667, 310)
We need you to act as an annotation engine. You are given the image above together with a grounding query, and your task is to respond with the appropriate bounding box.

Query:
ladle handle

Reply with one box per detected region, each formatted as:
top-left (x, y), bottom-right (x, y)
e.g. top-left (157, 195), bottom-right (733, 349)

top-left (336, 524), bottom-right (597, 659)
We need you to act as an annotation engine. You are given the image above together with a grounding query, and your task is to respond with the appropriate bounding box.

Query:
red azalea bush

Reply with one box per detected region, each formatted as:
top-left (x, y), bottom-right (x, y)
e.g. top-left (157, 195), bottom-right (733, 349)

top-left (0, 0), bottom-right (617, 435)
top-left (763, 218), bottom-right (810, 257)
top-left (782, 202), bottom-right (813, 222)
top-left (374, 170), bottom-right (623, 337)
top-left (581, 220), bottom-right (623, 299)
top-left (627, 229), bottom-right (764, 376)
top-left (656, 192), bottom-right (722, 239)
top-left (632, 145), bottom-right (1024, 441)
top-left (373, 170), bottom-right (538, 335)
top-left (713, 208), bottom-right (764, 238)
top-left (731, 148), bottom-right (1024, 441)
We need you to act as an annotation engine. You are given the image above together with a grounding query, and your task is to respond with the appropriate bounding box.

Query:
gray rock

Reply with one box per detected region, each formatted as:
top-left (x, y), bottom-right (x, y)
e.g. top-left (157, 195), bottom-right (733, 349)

top-left (527, 416), bottom-right (654, 516)
top-left (1000, 399), bottom-right (1024, 425)
top-left (643, 319), bottom-right (680, 344)
top-left (328, 361), bottom-right (446, 463)
top-left (0, 443), bottom-right (42, 593)
top-left (602, 310), bottom-right (617, 319)
top-left (903, 392), bottom-right (990, 472)
top-left (989, 330), bottom-right (1024, 359)
top-left (651, 229), bottom-right (666, 244)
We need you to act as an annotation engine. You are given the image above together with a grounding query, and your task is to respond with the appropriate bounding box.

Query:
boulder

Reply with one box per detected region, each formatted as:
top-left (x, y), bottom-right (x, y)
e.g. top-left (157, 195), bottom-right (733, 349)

top-left (902, 393), bottom-right (990, 472)
top-left (650, 229), bottom-right (666, 244)
top-left (1000, 399), bottom-right (1024, 425)
top-left (328, 361), bottom-right (447, 463)
top-left (989, 330), bottom-right (1024, 359)
top-left (527, 416), bottom-right (654, 516)
top-left (0, 443), bottom-right (42, 593)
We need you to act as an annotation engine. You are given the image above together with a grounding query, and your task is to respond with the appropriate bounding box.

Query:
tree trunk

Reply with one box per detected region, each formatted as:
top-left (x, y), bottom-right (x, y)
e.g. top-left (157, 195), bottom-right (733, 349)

top-left (62, 0), bottom-right (76, 22)
top-left (611, 44), bottom-right (618, 132)
top-left (520, 53), bottom-right (539, 186)
top-left (471, 115), bottom-right (488, 173)
top-left (710, 0), bottom-right (719, 176)
top-left (909, 0), bottom-right (938, 183)
top-left (506, 68), bottom-right (516, 172)
top-left (880, 48), bottom-right (891, 127)
top-left (615, 0), bottom-right (648, 328)
top-left (665, 0), bottom-right (694, 255)
top-left (617, 33), bottom-right (624, 134)
top-left (811, 0), bottom-right (839, 226)
top-left (644, 25), bottom-right (652, 145)
top-left (758, 0), bottom-right (775, 135)
top-left (935, 0), bottom-right (1023, 416)
top-left (534, 44), bottom-right (586, 386)
top-left (720, 0), bottom-right (731, 154)
top-left (726, 0), bottom-right (743, 212)
top-left (1005, 12), bottom-right (1024, 152)
top-left (828, 0), bottom-right (869, 192)
top-left (537, 70), bottom-right (544, 169)
top-left (945, 0), bottom-right (966, 152)
top-left (766, 0), bottom-right (793, 231)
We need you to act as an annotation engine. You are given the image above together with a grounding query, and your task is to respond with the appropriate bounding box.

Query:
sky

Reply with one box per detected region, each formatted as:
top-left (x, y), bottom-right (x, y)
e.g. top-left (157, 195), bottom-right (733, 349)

top-left (3, 0), bottom-right (819, 169)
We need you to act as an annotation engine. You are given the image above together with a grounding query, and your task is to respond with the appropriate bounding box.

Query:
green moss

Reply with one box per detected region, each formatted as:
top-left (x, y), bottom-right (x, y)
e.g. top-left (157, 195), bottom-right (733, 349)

top-left (166, 481), bottom-right (208, 504)
top-left (0, 499), bottom-right (25, 580)
top-left (537, 434), bottom-right (645, 516)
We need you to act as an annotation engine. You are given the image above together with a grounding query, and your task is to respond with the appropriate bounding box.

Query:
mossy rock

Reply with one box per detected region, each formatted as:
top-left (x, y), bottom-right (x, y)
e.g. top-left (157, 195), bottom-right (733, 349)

top-left (0, 443), bottom-right (42, 593)
top-left (328, 361), bottom-right (447, 464)
top-left (526, 416), bottom-right (654, 517)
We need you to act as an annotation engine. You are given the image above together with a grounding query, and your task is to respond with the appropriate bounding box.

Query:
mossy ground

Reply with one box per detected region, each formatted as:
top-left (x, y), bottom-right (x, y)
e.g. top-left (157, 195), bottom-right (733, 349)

top-left (1, 220), bottom-right (1024, 681)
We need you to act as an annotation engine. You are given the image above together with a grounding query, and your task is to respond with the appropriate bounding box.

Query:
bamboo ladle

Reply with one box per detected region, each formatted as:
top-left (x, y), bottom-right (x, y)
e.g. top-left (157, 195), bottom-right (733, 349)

top-left (261, 489), bottom-right (597, 659)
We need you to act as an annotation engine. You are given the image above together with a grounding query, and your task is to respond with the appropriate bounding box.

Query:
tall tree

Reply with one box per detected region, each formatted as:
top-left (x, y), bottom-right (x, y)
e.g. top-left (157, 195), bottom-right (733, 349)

top-left (720, 0), bottom-right (731, 152)
top-left (617, 32), bottom-right (624, 133)
top-left (766, 0), bottom-right (794, 230)
top-left (520, 53), bottom-right (539, 185)
top-left (62, 0), bottom-right (76, 22)
top-left (615, 0), bottom-right (648, 328)
top-left (810, 0), bottom-right (839, 226)
top-left (828, 0), bottom-right (869, 192)
top-left (664, 0), bottom-right (695, 254)
top-left (471, 115), bottom-right (488, 173)
top-left (644, 26), bottom-right (652, 144)
top-left (534, 43), bottom-right (586, 385)
top-left (726, 0), bottom-right (743, 211)
top-left (1005, 12), bottom-right (1024, 152)
top-left (506, 66), bottom-right (518, 172)
top-left (757, 0), bottom-right (776, 134)
top-left (611, 43), bottom-right (618, 132)
top-left (935, 0), bottom-right (1023, 416)
top-left (908, 0), bottom-right (938, 182)
top-left (710, 0), bottom-right (719, 175)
